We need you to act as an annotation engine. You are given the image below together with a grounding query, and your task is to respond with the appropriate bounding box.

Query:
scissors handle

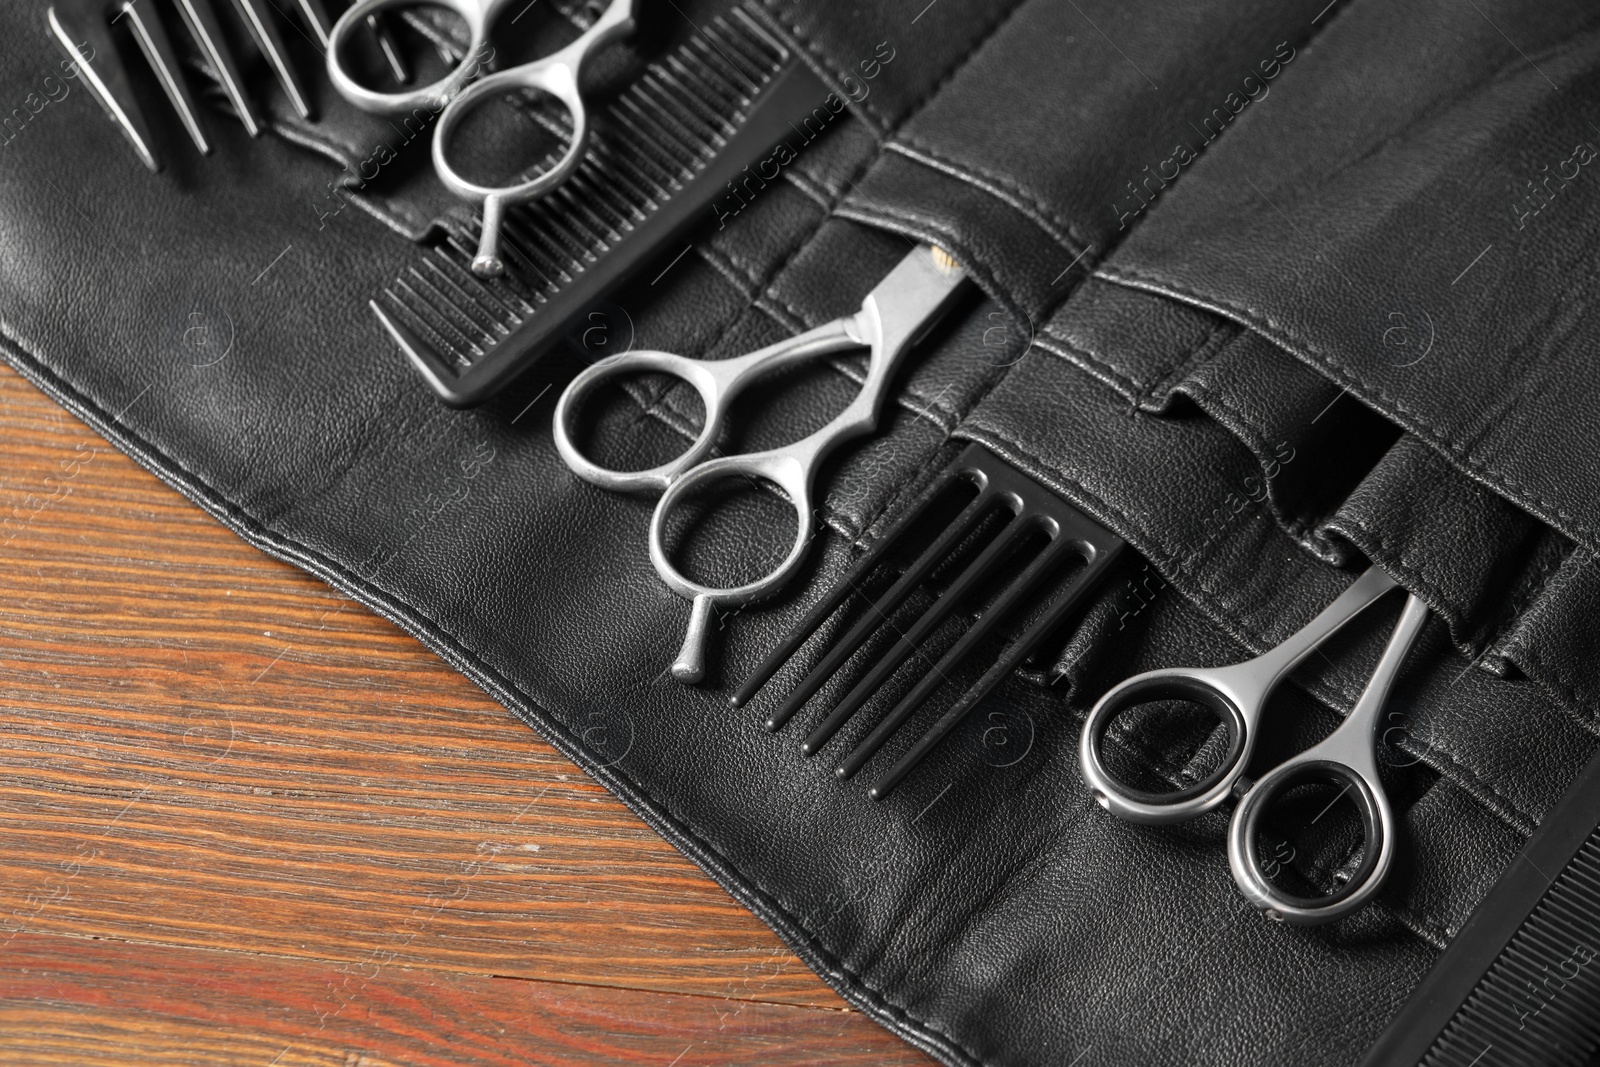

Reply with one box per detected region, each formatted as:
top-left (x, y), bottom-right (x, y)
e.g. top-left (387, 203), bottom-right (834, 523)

top-left (647, 246), bottom-right (969, 681)
top-left (1227, 593), bottom-right (1428, 925)
top-left (327, 0), bottom-right (634, 275)
top-left (1079, 565), bottom-right (1400, 824)
top-left (327, 0), bottom-right (498, 116)
top-left (434, 0), bottom-right (635, 277)
top-left (551, 245), bottom-right (968, 682)
top-left (552, 320), bottom-right (861, 494)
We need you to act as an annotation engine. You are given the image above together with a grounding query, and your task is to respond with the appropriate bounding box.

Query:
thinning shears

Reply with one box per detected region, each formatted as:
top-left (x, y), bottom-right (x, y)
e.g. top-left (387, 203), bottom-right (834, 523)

top-left (327, 0), bottom-right (635, 278)
top-left (1079, 565), bottom-right (1430, 925)
top-left (554, 244), bottom-right (971, 684)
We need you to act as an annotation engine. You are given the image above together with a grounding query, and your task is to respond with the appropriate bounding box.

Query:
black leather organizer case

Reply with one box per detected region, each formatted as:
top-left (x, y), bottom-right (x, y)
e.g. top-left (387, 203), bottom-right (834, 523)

top-left (3, 0), bottom-right (1599, 1064)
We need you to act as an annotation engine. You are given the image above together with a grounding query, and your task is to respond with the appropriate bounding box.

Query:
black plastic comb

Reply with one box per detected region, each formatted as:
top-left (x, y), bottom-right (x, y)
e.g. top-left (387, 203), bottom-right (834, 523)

top-left (1360, 741), bottom-right (1600, 1067)
top-left (732, 443), bottom-right (1126, 800)
top-left (372, 4), bottom-right (833, 405)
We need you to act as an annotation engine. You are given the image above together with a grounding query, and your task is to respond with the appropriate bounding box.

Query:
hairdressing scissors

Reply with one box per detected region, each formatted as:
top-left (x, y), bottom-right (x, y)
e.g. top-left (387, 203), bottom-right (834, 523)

top-left (554, 244), bottom-right (970, 685)
top-left (327, 0), bottom-right (635, 277)
top-left (1079, 565), bottom-right (1430, 925)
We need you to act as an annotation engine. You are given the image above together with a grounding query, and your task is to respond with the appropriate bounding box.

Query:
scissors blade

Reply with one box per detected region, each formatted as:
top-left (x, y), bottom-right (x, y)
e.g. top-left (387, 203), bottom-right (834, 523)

top-left (368, 13), bottom-right (411, 84)
top-left (171, 0), bottom-right (263, 137)
top-left (47, 2), bottom-right (162, 171)
top-left (856, 245), bottom-right (971, 355)
top-left (229, 0), bottom-right (313, 120)
top-left (293, 0), bottom-right (331, 45)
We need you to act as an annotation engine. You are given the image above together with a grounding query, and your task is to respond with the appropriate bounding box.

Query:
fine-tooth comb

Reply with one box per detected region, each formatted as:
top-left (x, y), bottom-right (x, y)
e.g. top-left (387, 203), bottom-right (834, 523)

top-left (371, 4), bottom-right (833, 406)
top-left (731, 443), bottom-right (1127, 800)
top-left (47, 0), bottom-right (414, 171)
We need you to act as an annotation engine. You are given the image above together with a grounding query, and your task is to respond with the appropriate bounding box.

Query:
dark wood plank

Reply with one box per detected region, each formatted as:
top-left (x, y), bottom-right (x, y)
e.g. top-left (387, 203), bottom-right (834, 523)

top-left (0, 931), bottom-right (928, 1066)
top-left (0, 364), bottom-right (930, 1063)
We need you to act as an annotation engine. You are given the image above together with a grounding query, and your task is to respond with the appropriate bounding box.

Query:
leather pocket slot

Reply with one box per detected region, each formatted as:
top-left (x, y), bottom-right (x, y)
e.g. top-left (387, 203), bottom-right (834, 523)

top-left (831, 0), bottom-right (1329, 328)
top-left (1490, 547), bottom-right (1600, 731)
top-left (955, 327), bottom-right (1596, 823)
top-left (1321, 434), bottom-right (1573, 662)
top-left (1095, 3), bottom-right (1600, 591)
top-left (1005, 283), bottom-right (1600, 738)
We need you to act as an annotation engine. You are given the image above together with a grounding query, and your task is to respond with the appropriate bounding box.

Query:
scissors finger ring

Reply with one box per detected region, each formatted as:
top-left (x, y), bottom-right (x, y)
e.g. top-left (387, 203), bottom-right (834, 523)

top-left (1079, 565), bottom-right (1430, 924)
top-left (327, 0), bottom-right (635, 277)
top-left (553, 244), bottom-right (971, 684)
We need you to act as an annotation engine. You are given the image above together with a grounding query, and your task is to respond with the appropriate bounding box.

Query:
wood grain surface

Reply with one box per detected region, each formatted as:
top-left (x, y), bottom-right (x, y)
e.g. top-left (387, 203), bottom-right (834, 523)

top-left (0, 363), bottom-right (931, 1065)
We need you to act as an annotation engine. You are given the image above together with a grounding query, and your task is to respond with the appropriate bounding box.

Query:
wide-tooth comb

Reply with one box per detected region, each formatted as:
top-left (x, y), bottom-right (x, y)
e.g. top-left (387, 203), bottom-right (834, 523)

top-left (372, 3), bottom-right (834, 405)
top-left (732, 444), bottom-right (1127, 800)
top-left (46, 0), bottom-right (366, 171)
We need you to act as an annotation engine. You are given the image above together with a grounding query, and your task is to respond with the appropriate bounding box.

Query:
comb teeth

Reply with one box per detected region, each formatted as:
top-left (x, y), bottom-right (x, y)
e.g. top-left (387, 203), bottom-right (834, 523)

top-left (47, 0), bottom-right (332, 171)
top-left (1421, 829), bottom-right (1600, 1066)
top-left (736, 445), bottom-right (1126, 801)
top-left (375, 2), bottom-right (825, 404)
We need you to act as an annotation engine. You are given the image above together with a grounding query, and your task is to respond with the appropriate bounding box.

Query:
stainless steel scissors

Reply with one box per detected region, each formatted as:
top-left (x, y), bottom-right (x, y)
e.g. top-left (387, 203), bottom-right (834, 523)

top-left (1078, 565), bottom-right (1429, 925)
top-left (327, 0), bottom-right (635, 277)
top-left (553, 244), bottom-right (970, 685)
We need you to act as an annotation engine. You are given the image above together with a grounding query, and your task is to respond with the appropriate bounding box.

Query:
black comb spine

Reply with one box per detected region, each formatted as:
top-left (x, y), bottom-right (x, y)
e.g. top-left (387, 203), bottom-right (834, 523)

top-left (377, 3), bottom-right (829, 405)
top-left (1360, 745), bottom-right (1600, 1067)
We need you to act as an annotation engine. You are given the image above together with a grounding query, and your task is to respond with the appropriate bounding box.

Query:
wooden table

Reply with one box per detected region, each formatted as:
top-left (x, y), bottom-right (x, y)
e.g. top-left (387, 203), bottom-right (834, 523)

top-left (0, 364), bottom-right (930, 1066)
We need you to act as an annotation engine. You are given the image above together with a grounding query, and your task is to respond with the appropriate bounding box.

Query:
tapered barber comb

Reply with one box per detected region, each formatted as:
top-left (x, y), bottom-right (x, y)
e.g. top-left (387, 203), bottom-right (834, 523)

top-left (46, 0), bottom-right (413, 171)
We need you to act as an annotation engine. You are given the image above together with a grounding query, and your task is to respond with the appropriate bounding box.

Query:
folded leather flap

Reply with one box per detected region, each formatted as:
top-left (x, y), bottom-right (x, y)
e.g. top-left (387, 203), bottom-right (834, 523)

top-left (831, 0), bottom-right (1327, 327)
top-left (1097, 0), bottom-right (1600, 560)
top-left (953, 340), bottom-right (1598, 944)
top-left (1041, 278), bottom-right (1600, 722)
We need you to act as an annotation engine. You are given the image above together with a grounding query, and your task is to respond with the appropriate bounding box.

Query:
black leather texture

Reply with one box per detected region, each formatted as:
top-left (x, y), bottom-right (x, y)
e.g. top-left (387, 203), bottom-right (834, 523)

top-left (3, 0), bottom-right (1598, 1064)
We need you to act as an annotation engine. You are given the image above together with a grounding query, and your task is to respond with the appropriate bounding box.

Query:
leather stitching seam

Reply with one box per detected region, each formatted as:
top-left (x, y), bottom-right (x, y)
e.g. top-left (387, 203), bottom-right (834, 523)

top-left (954, 421), bottom-right (1544, 844)
top-left (0, 329), bottom-right (993, 1067)
top-left (884, 138), bottom-right (1091, 255)
top-left (1486, 534), bottom-right (1574, 652)
top-left (1176, 377), bottom-right (1336, 551)
top-left (754, 1), bottom-right (893, 132)
top-left (1517, 640), bottom-right (1600, 740)
top-left (1033, 330), bottom-right (1142, 399)
top-left (782, 168), bottom-right (833, 210)
top-left (1097, 263), bottom-right (1600, 550)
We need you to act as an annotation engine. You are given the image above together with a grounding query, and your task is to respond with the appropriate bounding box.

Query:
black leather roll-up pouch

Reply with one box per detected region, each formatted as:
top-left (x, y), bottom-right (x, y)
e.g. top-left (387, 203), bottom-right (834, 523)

top-left (785, 0), bottom-right (1600, 1061)
top-left (5, 0), bottom-right (1600, 1065)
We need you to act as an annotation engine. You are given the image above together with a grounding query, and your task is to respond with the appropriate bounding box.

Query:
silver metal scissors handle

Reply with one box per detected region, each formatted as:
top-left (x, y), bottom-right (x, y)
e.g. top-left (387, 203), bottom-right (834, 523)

top-left (1228, 592), bottom-right (1427, 924)
top-left (553, 244), bottom-right (970, 684)
top-left (327, 0), bottom-right (635, 276)
top-left (1078, 565), bottom-right (1429, 924)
